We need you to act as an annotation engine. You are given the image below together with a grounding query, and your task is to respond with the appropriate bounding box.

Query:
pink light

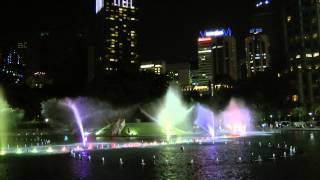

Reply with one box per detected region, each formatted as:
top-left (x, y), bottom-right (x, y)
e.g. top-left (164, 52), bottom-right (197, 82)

top-left (221, 99), bottom-right (251, 135)
top-left (61, 146), bottom-right (67, 152)
top-left (88, 144), bottom-right (93, 150)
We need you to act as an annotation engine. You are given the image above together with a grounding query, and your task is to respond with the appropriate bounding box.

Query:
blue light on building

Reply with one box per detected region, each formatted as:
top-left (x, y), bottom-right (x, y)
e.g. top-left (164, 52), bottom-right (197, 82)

top-left (200, 28), bottom-right (232, 38)
top-left (250, 28), bottom-right (263, 34)
top-left (1, 49), bottom-right (25, 84)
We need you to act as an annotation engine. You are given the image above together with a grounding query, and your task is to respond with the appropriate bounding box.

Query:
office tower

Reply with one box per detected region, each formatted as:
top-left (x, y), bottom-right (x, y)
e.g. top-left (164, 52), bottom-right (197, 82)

top-left (245, 28), bottom-right (271, 77)
top-left (194, 28), bottom-right (238, 95)
top-left (284, 0), bottom-right (320, 106)
top-left (96, 0), bottom-right (139, 72)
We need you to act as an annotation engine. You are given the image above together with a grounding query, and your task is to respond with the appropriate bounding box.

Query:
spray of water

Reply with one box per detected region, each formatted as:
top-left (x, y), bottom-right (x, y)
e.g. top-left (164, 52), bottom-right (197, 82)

top-left (194, 104), bottom-right (215, 138)
top-left (142, 86), bottom-right (192, 140)
top-left (64, 99), bottom-right (86, 146)
top-left (220, 98), bottom-right (251, 135)
top-left (0, 89), bottom-right (9, 150)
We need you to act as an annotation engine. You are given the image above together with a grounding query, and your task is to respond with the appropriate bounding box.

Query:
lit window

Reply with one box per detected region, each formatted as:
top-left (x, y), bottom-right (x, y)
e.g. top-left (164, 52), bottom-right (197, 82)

top-left (287, 16), bottom-right (292, 22)
top-left (306, 54), bottom-right (313, 58)
top-left (312, 33), bottom-right (318, 39)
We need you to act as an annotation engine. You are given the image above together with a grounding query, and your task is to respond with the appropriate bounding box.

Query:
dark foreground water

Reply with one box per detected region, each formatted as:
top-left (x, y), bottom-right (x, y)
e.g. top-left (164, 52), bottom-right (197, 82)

top-left (1, 131), bottom-right (320, 180)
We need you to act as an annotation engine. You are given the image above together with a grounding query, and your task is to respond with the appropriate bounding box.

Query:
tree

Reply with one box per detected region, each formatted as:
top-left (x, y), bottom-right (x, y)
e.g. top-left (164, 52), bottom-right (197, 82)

top-left (292, 107), bottom-right (307, 122)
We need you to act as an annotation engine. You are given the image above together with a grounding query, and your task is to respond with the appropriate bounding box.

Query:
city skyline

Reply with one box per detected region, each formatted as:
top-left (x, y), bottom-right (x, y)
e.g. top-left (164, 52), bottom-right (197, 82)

top-left (0, 0), bottom-right (255, 63)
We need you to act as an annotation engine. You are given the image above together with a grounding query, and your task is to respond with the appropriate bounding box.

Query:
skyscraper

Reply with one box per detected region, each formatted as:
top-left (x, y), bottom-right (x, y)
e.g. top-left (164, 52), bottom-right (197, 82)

top-left (284, 0), bottom-right (320, 107)
top-left (251, 0), bottom-right (285, 70)
top-left (245, 28), bottom-right (271, 77)
top-left (0, 42), bottom-right (28, 84)
top-left (194, 28), bottom-right (238, 96)
top-left (96, 0), bottom-right (139, 72)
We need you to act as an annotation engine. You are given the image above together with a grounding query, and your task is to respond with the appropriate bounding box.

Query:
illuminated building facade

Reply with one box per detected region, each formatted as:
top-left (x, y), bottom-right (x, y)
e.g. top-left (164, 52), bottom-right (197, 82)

top-left (96, 0), bottom-right (139, 72)
top-left (194, 28), bottom-right (238, 95)
top-left (26, 71), bottom-right (53, 89)
top-left (284, 0), bottom-right (320, 106)
top-left (245, 29), bottom-right (271, 77)
top-left (140, 61), bottom-right (166, 75)
top-left (0, 42), bottom-right (28, 84)
top-left (166, 63), bottom-right (192, 92)
top-left (251, 0), bottom-right (286, 71)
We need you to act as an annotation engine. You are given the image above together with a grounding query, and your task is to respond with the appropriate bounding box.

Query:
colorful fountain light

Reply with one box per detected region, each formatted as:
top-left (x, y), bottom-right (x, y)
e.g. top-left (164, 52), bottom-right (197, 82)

top-left (220, 99), bottom-right (251, 135)
top-left (194, 104), bottom-right (215, 138)
top-left (0, 149), bottom-right (6, 156)
top-left (64, 99), bottom-right (86, 147)
top-left (0, 89), bottom-right (9, 150)
top-left (154, 87), bottom-right (192, 140)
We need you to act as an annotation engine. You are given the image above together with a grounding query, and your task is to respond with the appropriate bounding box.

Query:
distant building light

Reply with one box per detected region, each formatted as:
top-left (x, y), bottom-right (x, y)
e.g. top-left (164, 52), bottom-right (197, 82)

top-left (306, 54), bottom-right (313, 58)
top-left (292, 95), bottom-right (299, 102)
top-left (296, 55), bottom-right (301, 59)
top-left (256, 0), bottom-right (271, 7)
top-left (140, 64), bottom-right (155, 69)
top-left (198, 38), bottom-right (212, 43)
top-left (198, 50), bottom-right (212, 54)
top-left (193, 86), bottom-right (209, 91)
top-left (314, 52), bottom-right (319, 57)
top-left (250, 28), bottom-right (263, 34)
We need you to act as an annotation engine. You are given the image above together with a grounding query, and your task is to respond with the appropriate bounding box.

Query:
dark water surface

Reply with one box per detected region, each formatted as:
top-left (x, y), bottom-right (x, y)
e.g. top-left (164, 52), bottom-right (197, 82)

top-left (0, 131), bottom-right (320, 180)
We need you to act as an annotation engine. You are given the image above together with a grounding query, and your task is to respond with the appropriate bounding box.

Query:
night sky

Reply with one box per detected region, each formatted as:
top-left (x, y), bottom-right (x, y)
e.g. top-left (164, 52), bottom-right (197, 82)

top-left (0, 0), bottom-right (256, 65)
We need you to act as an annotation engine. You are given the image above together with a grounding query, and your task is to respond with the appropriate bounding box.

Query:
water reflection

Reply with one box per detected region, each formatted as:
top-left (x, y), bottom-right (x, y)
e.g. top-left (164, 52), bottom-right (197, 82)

top-left (70, 152), bottom-right (91, 179)
top-left (0, 132), bottom-right (320, 179)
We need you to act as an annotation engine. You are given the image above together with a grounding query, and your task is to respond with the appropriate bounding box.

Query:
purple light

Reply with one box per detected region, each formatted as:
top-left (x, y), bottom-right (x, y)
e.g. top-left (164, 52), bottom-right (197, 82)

top-left (220, 99), bottom-right (251, 135)
top-left (65, 99), bottom-right (86, 147)
top-left (194, 104), bottom-right (215, 138)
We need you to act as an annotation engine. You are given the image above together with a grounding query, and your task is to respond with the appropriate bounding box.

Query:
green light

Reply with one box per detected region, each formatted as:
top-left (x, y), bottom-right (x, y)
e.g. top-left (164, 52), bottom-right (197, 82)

top-left (129, 130), bottom-right (138, 136)
top-left (0, 89), bottom-right (9, 150)
top-left (95, 125), bottom-right (112, 136)
top-left (156, 87), bottom-right (192, 140)
top-left (16, 148), bottom-right (23, 154)
top-left (0, 149), bottom-right (5, 156)
top-left (46, 147), bottom-right (54, 153)
top-left (31, 148), bottom-right (38, 153)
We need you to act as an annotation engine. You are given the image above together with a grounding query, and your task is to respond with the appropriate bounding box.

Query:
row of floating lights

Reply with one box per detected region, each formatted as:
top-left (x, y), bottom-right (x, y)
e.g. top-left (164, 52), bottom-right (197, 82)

top-left (71, 143), bottom-right (298, 167)
top-left (0, 137), bottom-right (302, 159)
top-left (0, 137), bottom-right (221, 156)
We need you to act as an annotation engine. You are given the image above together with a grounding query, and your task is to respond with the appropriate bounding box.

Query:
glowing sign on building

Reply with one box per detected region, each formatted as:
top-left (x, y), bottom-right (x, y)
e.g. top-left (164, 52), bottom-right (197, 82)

top-left (113, 0), bottom-right (134, 9)
top-left (202, 28), bottom-right (232, 38)
top-left (198, 38), bottom-right (212, 44)
top-left (96, 0), bottom-right (104, 14)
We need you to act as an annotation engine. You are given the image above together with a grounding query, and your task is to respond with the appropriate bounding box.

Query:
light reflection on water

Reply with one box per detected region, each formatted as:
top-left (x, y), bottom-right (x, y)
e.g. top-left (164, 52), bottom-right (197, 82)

top-left (0, 131), bottom-right (320, 180)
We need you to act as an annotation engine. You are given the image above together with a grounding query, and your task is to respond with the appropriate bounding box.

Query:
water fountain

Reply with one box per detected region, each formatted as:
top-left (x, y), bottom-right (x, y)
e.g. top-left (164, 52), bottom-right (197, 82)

top-left (64, 99), bottom-right (86, 147)
top-left (219, 98), bottom-right (251, 135)
top-left (0, 89), bottom-right (9, 152)
top-left (142, 86), bottom-right (193, 140)
top-left (194, 104), bottom-right (215, 138)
